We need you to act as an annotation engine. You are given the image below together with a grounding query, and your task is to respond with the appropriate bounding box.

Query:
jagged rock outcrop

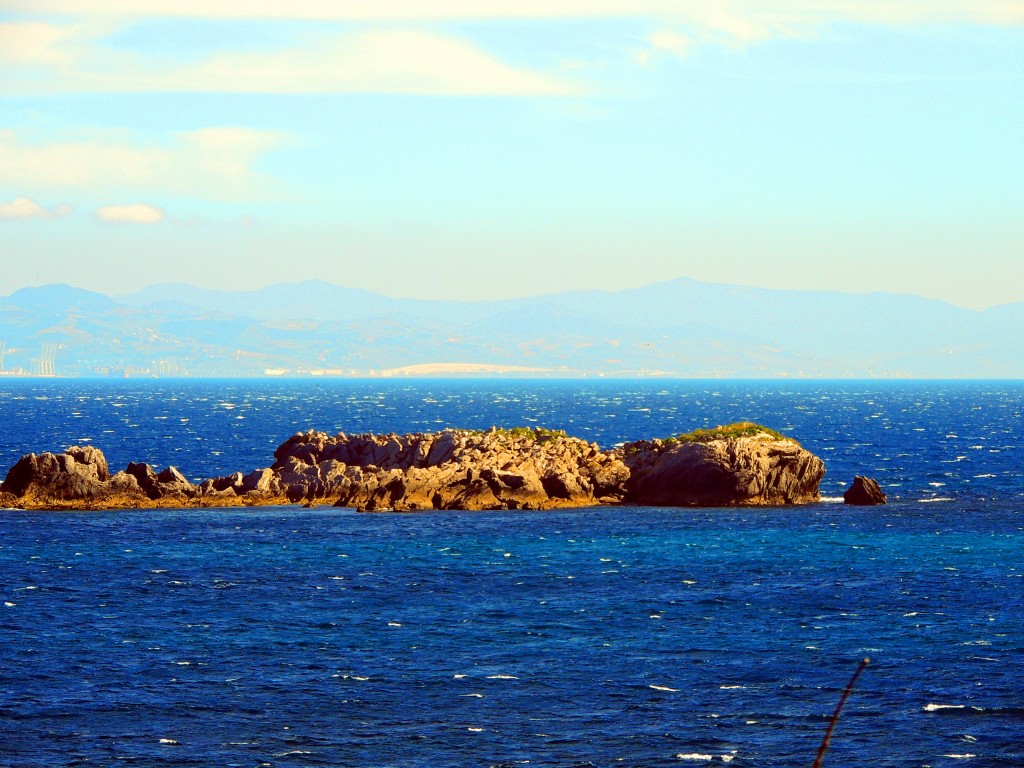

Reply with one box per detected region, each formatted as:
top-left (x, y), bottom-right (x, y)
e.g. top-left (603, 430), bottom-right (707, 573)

top-left (616, 426), bottom-right (825, 506)
top-left (0, 446), bottom-right (148, 507)
top-left (0, 423), bottom-right (827, 511)
top-left (0, 447), bottom-right (201, 509)
top-left (268, 427), bottom-right (629, 511)
top-left (843, 475), bottom-right (886, 505)
top-left (124, 462), bottom-right (198, 501)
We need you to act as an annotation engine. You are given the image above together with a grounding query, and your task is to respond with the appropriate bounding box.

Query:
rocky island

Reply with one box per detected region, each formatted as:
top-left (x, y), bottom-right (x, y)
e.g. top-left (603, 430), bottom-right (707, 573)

top-left (0, 422), bottom-right (825, 511)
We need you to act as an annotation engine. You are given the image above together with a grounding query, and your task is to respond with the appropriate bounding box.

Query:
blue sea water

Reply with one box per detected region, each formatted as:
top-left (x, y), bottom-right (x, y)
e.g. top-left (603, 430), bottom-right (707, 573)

top-left (1, 379), bottom-right (1022, 767)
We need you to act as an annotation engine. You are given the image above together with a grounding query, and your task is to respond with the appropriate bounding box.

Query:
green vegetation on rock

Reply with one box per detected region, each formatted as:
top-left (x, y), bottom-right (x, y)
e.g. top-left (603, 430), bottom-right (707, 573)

top-left (488, 426), bottom-right (569, 442)
top-left (663, 422), bottom-right (789, 447)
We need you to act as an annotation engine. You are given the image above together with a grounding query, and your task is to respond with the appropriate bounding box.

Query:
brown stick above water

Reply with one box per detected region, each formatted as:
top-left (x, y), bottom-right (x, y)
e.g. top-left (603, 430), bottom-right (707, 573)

top-left (811, 658), bottom-right (870, 768)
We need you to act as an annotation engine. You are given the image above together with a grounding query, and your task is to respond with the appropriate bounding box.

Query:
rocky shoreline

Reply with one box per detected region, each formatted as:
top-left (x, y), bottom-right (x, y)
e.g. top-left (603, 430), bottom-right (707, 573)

top-left (0, 423), bottom-right (826, 511)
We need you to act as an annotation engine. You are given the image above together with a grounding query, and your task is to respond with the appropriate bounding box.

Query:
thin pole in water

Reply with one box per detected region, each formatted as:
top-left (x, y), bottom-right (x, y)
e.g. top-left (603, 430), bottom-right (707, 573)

top-left (811, 658), bottom-right (870, 768)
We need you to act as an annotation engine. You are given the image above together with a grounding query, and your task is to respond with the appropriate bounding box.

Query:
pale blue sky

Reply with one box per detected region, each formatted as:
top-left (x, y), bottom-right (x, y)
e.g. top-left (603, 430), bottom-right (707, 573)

top-left (1, 2), bottom-right (1021, 308)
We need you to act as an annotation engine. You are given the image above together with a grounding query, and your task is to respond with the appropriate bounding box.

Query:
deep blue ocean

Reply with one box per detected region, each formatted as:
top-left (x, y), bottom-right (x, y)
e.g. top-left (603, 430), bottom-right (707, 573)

top-left (1, 379), bottom-right (1021, 767)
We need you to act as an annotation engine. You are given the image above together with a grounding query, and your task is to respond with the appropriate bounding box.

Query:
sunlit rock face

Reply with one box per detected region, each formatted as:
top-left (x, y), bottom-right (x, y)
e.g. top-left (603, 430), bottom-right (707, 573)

top-left (0, 424), bottom-right (826, 511)
top-left (616, 429), bottom-right (825, 506)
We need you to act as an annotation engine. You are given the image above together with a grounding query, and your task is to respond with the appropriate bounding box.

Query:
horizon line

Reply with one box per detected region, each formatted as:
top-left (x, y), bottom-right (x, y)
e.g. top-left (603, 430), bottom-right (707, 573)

top-left (2, 276), bottom-right (1018, 312)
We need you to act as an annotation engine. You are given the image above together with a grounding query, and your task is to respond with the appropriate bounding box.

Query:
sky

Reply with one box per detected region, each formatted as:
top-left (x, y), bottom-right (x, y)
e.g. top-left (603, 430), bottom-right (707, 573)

top-left (1, 1), bottom-right (1022, 310)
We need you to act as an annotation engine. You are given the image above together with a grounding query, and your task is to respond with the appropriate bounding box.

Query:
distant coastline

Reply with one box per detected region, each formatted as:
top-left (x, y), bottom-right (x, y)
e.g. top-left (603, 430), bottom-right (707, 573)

top-left (1, 278), bottom-right (1021, 379)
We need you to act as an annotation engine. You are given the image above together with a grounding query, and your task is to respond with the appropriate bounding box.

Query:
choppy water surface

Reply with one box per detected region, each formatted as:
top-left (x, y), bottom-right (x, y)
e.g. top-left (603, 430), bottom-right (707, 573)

top-left (1, 380), bottom-right (1022, 767)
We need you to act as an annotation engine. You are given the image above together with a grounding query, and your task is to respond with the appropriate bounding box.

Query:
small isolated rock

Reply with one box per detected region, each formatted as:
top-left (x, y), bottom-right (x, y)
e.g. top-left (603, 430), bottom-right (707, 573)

top-left (844, 476), bottom-right (886, 505)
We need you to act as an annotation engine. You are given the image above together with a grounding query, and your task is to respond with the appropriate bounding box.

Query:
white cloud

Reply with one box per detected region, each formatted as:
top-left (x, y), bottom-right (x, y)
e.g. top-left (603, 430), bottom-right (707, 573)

top-left (0, 22), bottom-right (81, 64)
top-left (1, 27), bottom-right (575, 96)
top-left (94, 203), bottom-right (165, 223)
top-left (174, 29), bottom-right (573, 95)
top-left (5, 1), bottom-right (1022, 26)
top-left (0, 127), bottom-right (284, 199)
top-left (648, 30), bottom-right (691, 58)
top-left (0, 196), bottom-right (72, 220)
top-left (1, 3), bottom-right (1018, 98)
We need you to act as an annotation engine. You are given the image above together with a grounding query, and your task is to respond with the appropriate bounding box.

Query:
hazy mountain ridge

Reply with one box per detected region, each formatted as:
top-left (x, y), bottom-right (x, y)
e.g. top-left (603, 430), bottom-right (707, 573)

top-left (0, 279), bottom-right (1020, 378)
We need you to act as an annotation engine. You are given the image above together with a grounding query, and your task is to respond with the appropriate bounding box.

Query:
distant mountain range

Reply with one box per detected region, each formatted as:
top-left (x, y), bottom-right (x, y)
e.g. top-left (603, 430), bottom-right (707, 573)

top-left (0, 279), bottom-right (1020, 378)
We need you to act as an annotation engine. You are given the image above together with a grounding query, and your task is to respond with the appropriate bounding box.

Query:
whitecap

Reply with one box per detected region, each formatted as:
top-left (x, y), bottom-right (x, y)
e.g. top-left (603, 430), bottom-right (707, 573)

top-left (719, 685), bottom-right (745, 690)
top-left (467, 727), bottom-right (485, 732)
top-left (918, 497), bottom-right (954, 503)
top-left (461, 693), bottom-right (484, 698)
top-left (4, 602), bottom-right (15, 607)
top-left (486, 674), bottom-right (518, 680)
top-left (387, 622), bottom-right (402, 627)
top-left (159, 739), bottom-right (179, 745)
top-left (820, 496), bottom-right (844, 503)
top-left (940, 755), bottom-right (976, 759)
top-left (649, 685), bottom-right (678, 692)
top-left (675, 754), bottom-right (713, 761)
top-left (923, 703), bottom-right (966, 712)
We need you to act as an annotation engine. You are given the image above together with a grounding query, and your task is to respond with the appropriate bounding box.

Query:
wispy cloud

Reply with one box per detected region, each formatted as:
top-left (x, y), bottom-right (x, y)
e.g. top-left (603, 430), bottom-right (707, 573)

top-left (0, 196), bottom-right (73, 220)
top-left (0, 24), bottom-right (576, 96)
top-left (0, 22), bottom-right (83, 64)
top-left (4, 3), bottom-right (1016, 97)
top-left (0, 127), bottom-right (284, 199)
top-left (94, 203), bottom-right (165, 224)
top-left (5, 1), bottom-right (1023, 26)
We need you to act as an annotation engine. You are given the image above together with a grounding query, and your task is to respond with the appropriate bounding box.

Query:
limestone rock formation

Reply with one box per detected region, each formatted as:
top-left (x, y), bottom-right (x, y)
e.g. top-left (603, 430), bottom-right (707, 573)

top-left (843, 476), bottom-right (886, 505)
top-left (0, 447), bottom-right (147, 507)
top-left (0, 423), bottom-right (827, 511)
top-left (264, 427), bottom-right (629, 511)
top-left (616, 424), bottom-right (825, 506)
top-left (125, 462), bottom-right (198, 501)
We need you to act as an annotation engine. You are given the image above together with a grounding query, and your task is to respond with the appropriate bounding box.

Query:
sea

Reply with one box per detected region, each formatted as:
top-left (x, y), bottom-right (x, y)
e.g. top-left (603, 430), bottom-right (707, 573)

top-left (0, 379), bottom-right (1021, 768)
